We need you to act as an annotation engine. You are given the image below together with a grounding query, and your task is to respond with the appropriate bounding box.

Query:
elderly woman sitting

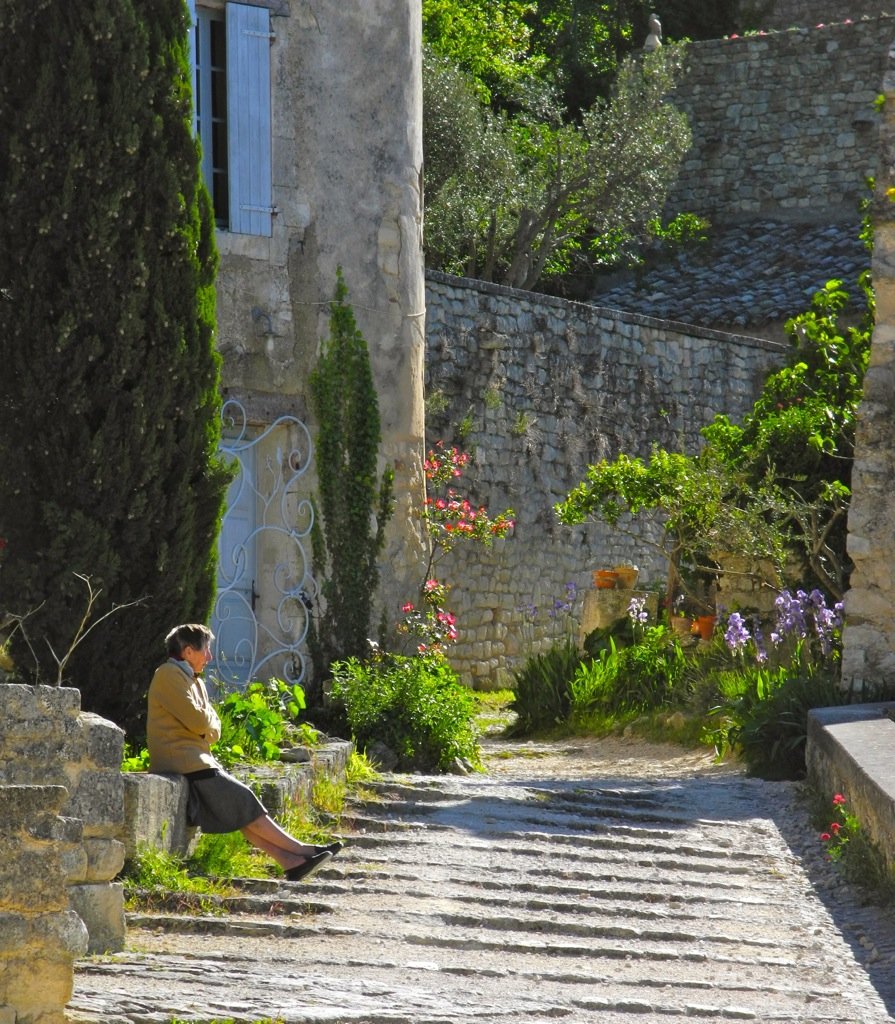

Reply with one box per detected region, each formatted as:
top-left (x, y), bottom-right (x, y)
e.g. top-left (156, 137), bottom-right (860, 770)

top-left (147, 623), bottom-right (341, 882)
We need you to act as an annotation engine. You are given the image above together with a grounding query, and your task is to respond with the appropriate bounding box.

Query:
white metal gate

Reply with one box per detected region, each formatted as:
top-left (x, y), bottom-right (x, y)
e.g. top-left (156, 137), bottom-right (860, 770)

top-left (211, 399), bottom-right (316, 690)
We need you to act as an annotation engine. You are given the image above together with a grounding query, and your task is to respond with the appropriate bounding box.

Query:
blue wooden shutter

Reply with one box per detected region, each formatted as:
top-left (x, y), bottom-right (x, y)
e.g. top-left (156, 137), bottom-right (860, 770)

top-left (185, 0), bottom-right (198, 136)
top-left (226, 3), bottom-right (273, 236)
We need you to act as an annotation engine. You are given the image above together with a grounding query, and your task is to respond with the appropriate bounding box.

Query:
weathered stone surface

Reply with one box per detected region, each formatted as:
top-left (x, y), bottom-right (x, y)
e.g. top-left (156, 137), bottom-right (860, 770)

top-left (82, 838), bottom-right (126, 883)
top-left (0, 785), bottom-right (67, 833)
top-left (843, 32), bottom-right (895, 693)
top-left (426, 272), bottom-right (786, 685)
top-left (122, 772), bottom-right (194, 860)
top-left (0, 849), bottom-right (68, 913)
top-left (807, 704), bottom-right (895, 875)
top-left (68, 738), bottom-right (895, 1023)
top-left (77, 713), bottom-right (125, 770)
top-left (67, 884), bottom-right (125, 955)
top-left (64, 770), bottom-right (124, 833)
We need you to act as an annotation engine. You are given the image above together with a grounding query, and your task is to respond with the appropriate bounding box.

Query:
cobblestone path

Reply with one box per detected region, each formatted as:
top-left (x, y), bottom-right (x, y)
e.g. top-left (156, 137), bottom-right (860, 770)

top-left (69, 737), bottom-right (895, 1023)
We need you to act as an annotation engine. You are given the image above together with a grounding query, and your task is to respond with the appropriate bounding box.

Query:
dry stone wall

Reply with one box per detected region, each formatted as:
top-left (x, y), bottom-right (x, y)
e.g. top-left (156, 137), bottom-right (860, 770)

top-left (0, 685), bottom-right (126, 1024)
top-left (666, 17), bottom-right (890, 221)
top-left (424, 272), bottom-right (786, 684)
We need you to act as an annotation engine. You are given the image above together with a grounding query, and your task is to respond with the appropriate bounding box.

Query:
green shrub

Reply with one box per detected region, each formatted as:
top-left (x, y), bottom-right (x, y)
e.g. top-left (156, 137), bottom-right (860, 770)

top-left (569, 626), bottom-right (685, 721)
top-left (330, 653), bottom-right (480, 771)
top-left (212, 678), bottom-right (313, 767)
top-left (708, 660), bottom-right (843, 780)
top-left (508, 639), bottom-right (583, 736)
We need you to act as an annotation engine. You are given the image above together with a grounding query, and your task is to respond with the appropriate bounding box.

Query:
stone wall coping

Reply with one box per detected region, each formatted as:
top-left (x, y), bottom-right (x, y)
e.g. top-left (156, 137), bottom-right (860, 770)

top-left (683, 13), bottom-right (895, 52)
top-left (425, 270), bottom-right (786, 353)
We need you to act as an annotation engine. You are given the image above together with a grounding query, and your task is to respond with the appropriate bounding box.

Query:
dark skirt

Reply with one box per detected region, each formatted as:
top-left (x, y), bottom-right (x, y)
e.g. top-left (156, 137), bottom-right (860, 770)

top-left (185, 768), bottom-right (267, 833)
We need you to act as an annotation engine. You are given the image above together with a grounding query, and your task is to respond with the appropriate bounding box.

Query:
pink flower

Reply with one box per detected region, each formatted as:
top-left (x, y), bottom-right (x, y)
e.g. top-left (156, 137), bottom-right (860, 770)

top-left (402, 602), bottom-right (414, 613)
top-left (830, 822), bottom-right (841, 834)
top-left (820, 832), bottom-right (831, 841)
top-left (832, 793), bottom-right (846, 806)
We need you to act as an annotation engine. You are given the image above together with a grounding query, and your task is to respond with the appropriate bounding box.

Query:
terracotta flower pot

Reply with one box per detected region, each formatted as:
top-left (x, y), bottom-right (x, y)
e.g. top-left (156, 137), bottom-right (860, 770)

top-left (693, 615), bottom-right (716, 641)
top-left (613, 565), bottom-right (639, 589)
top-left (593, 569), bottom-right (620, 590)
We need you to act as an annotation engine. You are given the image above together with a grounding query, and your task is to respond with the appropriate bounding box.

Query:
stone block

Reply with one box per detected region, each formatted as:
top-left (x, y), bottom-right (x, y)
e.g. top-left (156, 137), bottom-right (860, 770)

top-left (0, 909), bottom-right (87, 959)
top-left (122, 772), bottom-right (194, 859)
top-left (0, 953), bottom-right (77, 1017)
top-left (82, 837), bottom-right (126, 883)
top-left (64, 770), bottom-right (124, 833)
top-left (0, 786), bottom-right (67, 834)
top-left (77, 713), bottom-right (125, 769)
top-left (67, 883), bottom-right (125, 955)
top-left (0, 849), bottom-right (68, 913)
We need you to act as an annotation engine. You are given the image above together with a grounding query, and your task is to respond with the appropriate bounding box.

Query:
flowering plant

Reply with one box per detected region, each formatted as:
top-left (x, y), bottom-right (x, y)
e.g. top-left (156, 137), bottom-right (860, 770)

top-left (421, 442), bottom-right (515, 555)
top-left (819, 792), bottom-right (857, 862)
top-left (517, 582), bottom-right (580, 648)
top-left (721, 588), bottom-right (843, 665)
top-left (397, 579), bottom-right (458, 654)
top-left (399, 442), bottom-right (515, 655)
top-left (628, 594), bottom-right (649, 630)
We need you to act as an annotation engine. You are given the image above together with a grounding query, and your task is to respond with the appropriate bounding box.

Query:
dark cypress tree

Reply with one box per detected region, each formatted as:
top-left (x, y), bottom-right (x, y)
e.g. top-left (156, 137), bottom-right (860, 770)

top-left (0, 0), bottom-right (231, 733)
top-left (309, 272), bottom-right (394, 680)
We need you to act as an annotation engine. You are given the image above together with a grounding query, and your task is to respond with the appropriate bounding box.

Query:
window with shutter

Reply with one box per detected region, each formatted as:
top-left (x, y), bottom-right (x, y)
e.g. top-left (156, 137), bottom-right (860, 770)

top-left (188, 2), bottom-right (273, 237)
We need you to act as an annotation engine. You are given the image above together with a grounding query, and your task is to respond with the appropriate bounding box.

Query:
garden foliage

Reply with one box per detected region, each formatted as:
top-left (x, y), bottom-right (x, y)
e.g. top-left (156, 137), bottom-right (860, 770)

top-left (212, 678), bottom-right (314, 767)
top-left (556, 276), bottom-right (873, 605)
top-left (330, 652), bottom-right (480, 772)
top-left (0, 1), bottom-right (230, 731)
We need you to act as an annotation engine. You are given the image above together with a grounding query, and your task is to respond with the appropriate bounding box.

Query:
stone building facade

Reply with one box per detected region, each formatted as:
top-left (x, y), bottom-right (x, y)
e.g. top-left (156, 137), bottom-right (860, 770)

top-left (665, 17), bottom-right (889, 222)
top-left (841, 40), bottom-right (895, 694)
top-left (197, 0), bottom-right (426, 688)
top-left (760, 1), bottom-right (891, 31)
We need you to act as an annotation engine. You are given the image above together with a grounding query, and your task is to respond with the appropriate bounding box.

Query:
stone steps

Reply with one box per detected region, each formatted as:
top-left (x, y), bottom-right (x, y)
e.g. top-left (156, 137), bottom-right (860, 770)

top-left (70, 761), bottom-right (895, 1023)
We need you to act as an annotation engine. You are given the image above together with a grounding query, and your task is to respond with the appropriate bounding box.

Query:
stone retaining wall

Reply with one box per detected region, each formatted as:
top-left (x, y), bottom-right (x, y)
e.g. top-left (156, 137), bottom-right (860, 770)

top-left (0, 685), bottom-right (125, 1023)
top-left (806, 703), bottom-right (895, 874)
top-left (424, 272), bottom-right (786, 684)
top-left (122, 741), bottom-right (354, 860)
top-left (666, 17), bottom-right (891, 222)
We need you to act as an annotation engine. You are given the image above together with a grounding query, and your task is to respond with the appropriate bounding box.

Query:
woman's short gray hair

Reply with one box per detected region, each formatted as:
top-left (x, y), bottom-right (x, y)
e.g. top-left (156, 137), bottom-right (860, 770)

top-left (165, 623), bottom-right (215, 658)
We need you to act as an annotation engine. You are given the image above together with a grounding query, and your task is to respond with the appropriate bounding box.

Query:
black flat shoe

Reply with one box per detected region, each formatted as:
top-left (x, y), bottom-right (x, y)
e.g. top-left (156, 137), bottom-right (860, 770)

top-left (323, 840), bottom-right (344, 856)
top-left (284, 850), bottom-right (332, 882)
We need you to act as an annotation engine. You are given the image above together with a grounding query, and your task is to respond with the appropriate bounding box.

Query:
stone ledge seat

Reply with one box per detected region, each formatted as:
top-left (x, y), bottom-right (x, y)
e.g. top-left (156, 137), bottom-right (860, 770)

top-left (805, 703), bottom-right (895, 873)
top-left (122, 740), bottom-right (354, 860)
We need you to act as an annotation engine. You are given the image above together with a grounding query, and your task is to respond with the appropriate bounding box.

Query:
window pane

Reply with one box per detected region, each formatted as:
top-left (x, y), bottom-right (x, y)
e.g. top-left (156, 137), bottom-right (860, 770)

top-left (210, 19), bottom-right (226, 71)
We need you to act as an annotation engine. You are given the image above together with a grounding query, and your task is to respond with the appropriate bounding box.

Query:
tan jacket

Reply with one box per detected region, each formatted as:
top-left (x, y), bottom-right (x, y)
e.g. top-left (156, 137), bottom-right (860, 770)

top-left (146, 660), bottom-right (222, 774)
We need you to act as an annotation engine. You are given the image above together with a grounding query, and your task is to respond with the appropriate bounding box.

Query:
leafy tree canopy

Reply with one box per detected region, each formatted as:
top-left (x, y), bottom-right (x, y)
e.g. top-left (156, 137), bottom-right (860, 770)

top-left (556, 272), bottom-right (873, 604)
top-left (423, 0), bottom-right (750, 117)
top-left (424, 43), bottom-right (691, 291)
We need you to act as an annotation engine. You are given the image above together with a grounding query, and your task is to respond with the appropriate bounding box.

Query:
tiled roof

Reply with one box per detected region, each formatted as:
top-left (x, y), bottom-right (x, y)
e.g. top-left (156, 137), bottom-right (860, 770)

top-left (590, 220), bottom-right (868, 330)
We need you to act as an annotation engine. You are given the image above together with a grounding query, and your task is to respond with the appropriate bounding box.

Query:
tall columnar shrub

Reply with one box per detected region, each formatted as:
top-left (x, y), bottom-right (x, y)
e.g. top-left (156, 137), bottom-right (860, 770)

top-left (309, 272), bottom-right (394, 678)
top-left (0, 1), bottom-right (231, 732)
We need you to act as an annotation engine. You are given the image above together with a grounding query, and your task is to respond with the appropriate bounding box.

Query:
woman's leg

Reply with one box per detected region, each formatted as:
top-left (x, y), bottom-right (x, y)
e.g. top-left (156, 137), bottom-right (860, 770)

top-left (240, 814), bottom-right (320, 870)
